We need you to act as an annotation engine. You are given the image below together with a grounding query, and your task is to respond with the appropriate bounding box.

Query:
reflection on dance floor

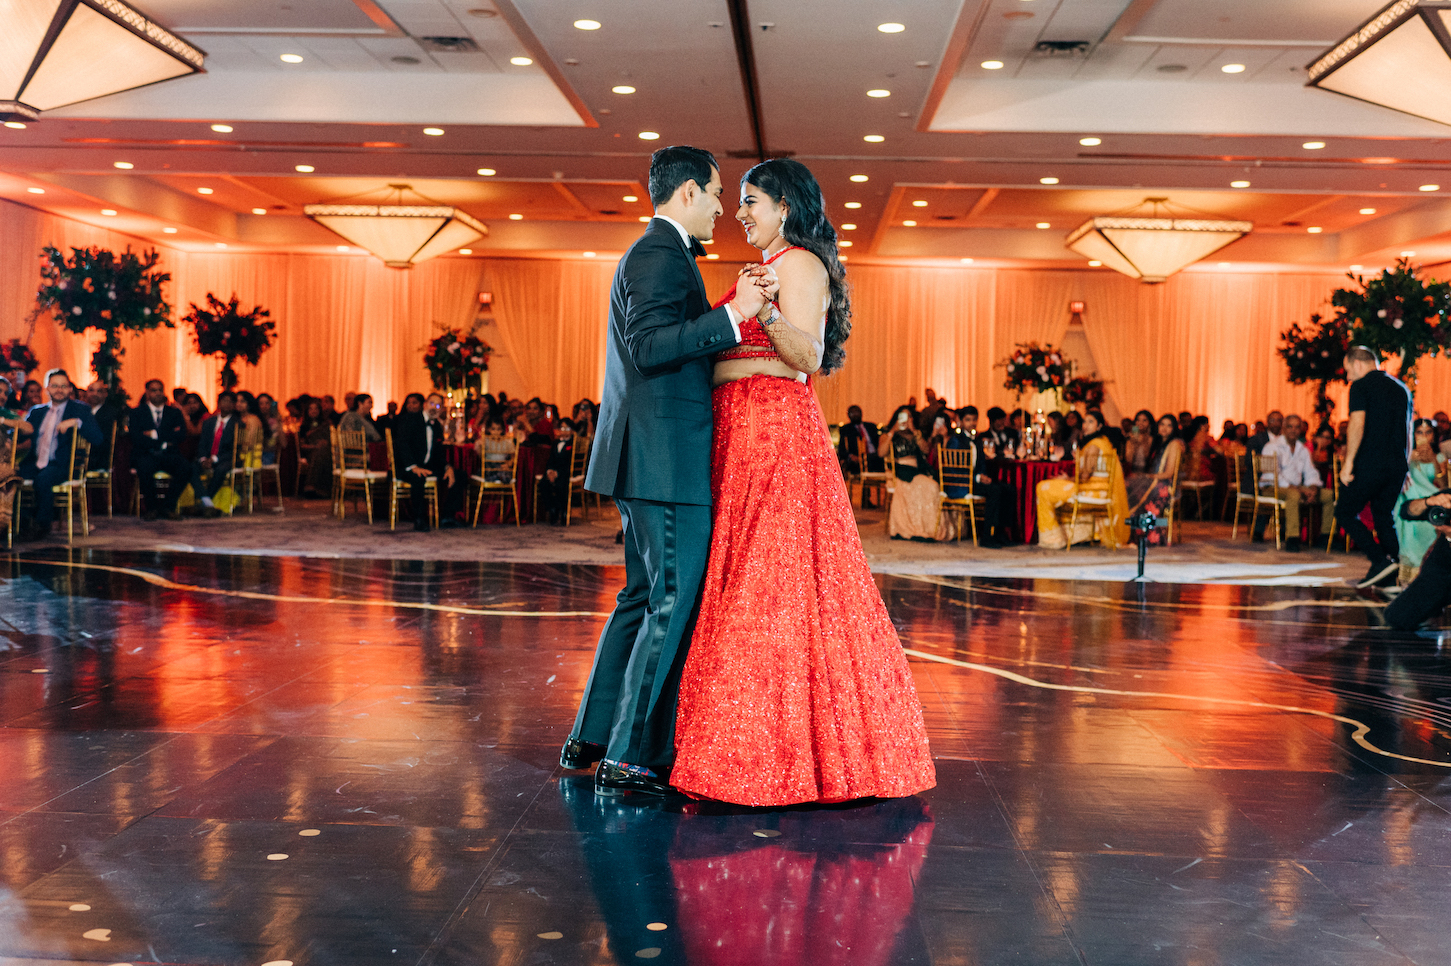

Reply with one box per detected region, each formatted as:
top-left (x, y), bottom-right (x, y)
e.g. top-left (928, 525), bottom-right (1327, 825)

top-left (1, 549), bottom-right (1449, 965)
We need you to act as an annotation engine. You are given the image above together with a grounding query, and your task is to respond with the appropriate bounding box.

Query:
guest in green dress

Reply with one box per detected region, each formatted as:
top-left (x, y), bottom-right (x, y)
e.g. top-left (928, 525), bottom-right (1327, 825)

top-left (1394, 418), bottom-right (1445, 583)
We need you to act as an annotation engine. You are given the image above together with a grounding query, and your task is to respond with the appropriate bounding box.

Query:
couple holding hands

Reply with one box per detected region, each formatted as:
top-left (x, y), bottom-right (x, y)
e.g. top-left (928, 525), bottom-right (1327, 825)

top-left (559, 146), bottom-right (935, 806)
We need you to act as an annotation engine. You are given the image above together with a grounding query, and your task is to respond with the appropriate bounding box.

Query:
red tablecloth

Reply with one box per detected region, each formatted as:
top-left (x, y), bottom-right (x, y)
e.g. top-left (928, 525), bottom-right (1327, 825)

top-left (995, 459), bottom-right (1072, 544)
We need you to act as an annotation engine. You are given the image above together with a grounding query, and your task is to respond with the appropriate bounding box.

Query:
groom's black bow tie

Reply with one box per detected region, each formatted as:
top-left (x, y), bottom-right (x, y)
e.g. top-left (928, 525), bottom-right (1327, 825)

top-left (687, 236), bottom-right (707, 258)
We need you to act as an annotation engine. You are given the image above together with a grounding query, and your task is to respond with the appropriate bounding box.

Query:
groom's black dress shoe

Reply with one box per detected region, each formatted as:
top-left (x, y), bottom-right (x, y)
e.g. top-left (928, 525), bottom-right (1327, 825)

top-left (594, 761), bottom-right (672, 797)
top-left (559, 735), bottom-right (606, 770)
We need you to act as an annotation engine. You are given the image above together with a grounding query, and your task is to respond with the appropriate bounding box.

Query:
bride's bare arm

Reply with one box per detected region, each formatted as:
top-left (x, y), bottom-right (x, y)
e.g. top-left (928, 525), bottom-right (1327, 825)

top-left (760, 249), bottom-right (826, 374)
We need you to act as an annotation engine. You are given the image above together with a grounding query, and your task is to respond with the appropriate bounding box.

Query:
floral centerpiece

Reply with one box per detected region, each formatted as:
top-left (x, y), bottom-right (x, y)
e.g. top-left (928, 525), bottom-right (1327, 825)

top-left (998, 341), bottom-right (1069, 396)
top-left (1327, 258), bottom-right (1451, 382)
top-left (1278, 311), bottom-right (1350, 421)
top-left (182, 293), bottom-right (277, 391)
top-left (35, 245), bottom-right (173, 390)
top-left (1, 339), bottom-right (39, 376)
top-left (424, 327), bottom-right (492, 390)
top-left (1062, 374), bottom-right (1107, 408)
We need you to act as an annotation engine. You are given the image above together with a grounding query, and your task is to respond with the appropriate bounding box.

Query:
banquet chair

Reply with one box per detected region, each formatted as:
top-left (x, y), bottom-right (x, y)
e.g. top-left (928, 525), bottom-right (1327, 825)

top-left (41, 433), bottom-right (92, 544)
top-left (1053, 446), bottom-right (1117, 551)
top-left (880, 444), bottom-right (897, 529)
top-left (936, 445), bottom-right (985, 546)
top-left (385, 428), bottom-right (438, 530)
top-left (131, 469), bottom-right (172, 516)
top-left (1164, 461), bottom-right (1184, 547)
top-left (1177, 467), bottom-right (1214, 520)
top-left (471, 439), bottom-right (520, 527)
top-left (239, 441), bottom-right (284, 513)
top-left (856, 437), bottom-right (888, 509)
top-left (336, 428), bottom-right (387, 522)
top-left (1228, 453), bottom-right (1259, 540)
top-left (565, 435), bottom-right (593, 525)
top-left (292, 432), bottom-right (309, 497)
top-left (84, 422), bottom-right (115, 517)
top-left (1250, 452), bottom-right (1288, 550)
top-left (1324, 454), bottom-right (1353, 552)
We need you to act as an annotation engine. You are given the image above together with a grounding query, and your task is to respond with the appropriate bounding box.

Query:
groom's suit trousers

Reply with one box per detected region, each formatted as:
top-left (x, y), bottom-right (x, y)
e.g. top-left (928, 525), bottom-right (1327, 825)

top-left (572, 496), bottom-right (711, 774)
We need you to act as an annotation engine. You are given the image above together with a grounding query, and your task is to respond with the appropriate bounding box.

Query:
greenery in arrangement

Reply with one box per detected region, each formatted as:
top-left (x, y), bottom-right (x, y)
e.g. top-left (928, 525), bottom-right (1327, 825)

top-left (1062, 374), bottom-right (1107, 408)
top-left (1283, 259), bottom-right (1451, 406)
top-left (423, 327), bottom-right (492, 389)
top-left (1, 339), bottom-right (39, 375)
top-left (999, 341), bottom-right (1069, 396)
top-left (182, 293), bottom-right (277, 391)
top-left (34, 246), bottom-right (172, 391)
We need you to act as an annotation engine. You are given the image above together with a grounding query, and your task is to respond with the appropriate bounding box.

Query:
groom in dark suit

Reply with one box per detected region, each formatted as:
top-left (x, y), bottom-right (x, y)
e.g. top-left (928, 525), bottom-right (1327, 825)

top-left (561, 145), bottom-right (775, 796)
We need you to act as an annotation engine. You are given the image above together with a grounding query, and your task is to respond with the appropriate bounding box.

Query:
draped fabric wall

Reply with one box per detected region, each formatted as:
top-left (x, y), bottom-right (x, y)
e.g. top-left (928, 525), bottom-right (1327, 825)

top-left (6, 197), bottom-right (1451, 425)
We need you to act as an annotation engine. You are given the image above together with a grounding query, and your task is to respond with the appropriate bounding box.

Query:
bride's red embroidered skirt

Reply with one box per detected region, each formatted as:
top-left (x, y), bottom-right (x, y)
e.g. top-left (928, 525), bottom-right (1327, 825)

top-left (672, 374), bottom-right (936, 806)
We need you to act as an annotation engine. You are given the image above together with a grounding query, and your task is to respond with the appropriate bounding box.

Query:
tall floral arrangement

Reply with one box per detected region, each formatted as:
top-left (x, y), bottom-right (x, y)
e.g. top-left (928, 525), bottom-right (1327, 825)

top-left (1062, 374), bottom-right (1107, 408)
top-left (182, 293), bottom-right (277, 391)
top-left (1332, 258), bottom-right (1451, 382)
top-left (1, 339), bottom-right (39, 376)
top-left (423, 327), bottom-right (492, 389)
top-left (1278, 311), bottom-right (1351, 422)
top-left (998, 342), bottom-right (1069, 396)
top-left (34, 246), bottom-right (172, 390)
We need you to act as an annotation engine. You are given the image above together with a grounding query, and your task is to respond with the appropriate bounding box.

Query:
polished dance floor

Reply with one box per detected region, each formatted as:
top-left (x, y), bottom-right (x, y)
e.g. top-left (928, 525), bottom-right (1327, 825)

top-left (1, 550), bottom-right (1450, 966)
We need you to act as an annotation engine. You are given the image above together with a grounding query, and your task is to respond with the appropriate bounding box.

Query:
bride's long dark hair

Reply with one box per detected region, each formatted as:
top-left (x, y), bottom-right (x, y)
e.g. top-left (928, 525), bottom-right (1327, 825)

top-left (741, 158), bottom-right (851, 375)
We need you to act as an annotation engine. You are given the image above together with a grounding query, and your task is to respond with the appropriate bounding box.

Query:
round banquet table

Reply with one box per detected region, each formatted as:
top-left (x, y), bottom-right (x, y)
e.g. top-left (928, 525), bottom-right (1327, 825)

top-left (995, 459), bottom-right (1072, 544)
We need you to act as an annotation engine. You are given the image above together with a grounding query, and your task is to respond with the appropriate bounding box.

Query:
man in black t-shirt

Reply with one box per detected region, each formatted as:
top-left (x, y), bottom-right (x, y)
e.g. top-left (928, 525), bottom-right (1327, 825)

top-left (1336, 346), bottom-right (1412, 588)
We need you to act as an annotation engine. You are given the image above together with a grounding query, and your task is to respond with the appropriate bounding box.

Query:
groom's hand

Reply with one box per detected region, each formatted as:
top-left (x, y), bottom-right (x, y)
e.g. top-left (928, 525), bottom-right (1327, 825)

top-left (733, 274), bottom-right (771, 318)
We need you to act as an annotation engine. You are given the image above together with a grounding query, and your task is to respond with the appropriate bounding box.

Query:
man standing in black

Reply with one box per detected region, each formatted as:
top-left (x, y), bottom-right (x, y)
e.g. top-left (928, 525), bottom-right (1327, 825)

top-left (1337, 346), bottom-right (1413, 588)
top-left (561, 145), bottom-right (774, 796)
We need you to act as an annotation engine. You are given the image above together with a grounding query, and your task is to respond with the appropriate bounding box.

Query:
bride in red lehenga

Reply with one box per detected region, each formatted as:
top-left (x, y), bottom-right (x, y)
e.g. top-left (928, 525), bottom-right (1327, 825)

top-left (671, 158), bottom-right (936, 806)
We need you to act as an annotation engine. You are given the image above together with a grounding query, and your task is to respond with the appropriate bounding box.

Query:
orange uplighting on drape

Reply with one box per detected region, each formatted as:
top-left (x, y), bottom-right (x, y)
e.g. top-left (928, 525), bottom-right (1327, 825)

top-left (5, 197), bottom-right (1451, 425)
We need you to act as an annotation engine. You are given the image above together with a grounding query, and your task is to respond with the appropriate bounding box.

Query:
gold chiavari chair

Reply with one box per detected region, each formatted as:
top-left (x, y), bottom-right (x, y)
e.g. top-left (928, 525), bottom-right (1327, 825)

top-left (1053, 445), bottom-right (1118, 551)
top-left (49, 432), bottom-right (92, 544)
top-left (471, 438), bottom-right (520, 527)
top-left (385, 428), bottom-right (438, 530)
top-left (857, 435), bottom-right (888, 509)
top-left (336, 428), bottom-right (387, 522)
top-left (1228, 452), bottom-right (1259, 540)
top-left (84, 421), bottom-right (116, 517)
top-left (936, 444), bottom-right (985, 546)
top-left (1250, 452), bottom-right (1289, 549)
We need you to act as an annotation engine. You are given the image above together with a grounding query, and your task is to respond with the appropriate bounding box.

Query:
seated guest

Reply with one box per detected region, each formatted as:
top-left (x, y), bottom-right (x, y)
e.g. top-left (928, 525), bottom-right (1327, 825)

top-left (376, 400), bottom-right (400, 438)
top-left (1009, 409), bottom-right (1028, 447)
top-left (916, 390), bottom-right (947, 434)
top-left (255, 393), bottom-right (282, 465)
top-left (1248, 410), bottom-right (1283, 453)
top-left (476, 416), bottom-right (516, 483)
top-left (5, 364), bottom-right (27, 410)
top-left (394, 392), bottom-right (463, 530)
top-left (83, 379), bottom-right (125, 468)
top-left (130, 379), bottom-right (191, 521)
top-left (338, 392), bottom-right (382, 442)
top-left (1394, 419), bottom-right (1447, 583)
top-left (234, 391), bottom-right (265, 458)
top-left (944, 421), bottom-right (1016, 547)
top-left (179, 393), bottom-right (207, 459)
top-left (0, 376), bottom-right (35, 533)
top-left (538, 418), bottom-right (578, 525)
top-left (1310, 425), bottom-right (1336, 482)
top-left (1128, 414), bottom-right (1183, 510)
top-left (982, 406), bottom-right (1018, 459)
top-left (1123, 410), bottom-right (1156, 475)
top-left (171, 387), bottom-right (188, 407)
top-left (189, 391), bottom-right (238, 518)
top-left (572, 398), bottom-right (598, 439)
top-left (1178, 411), bottom-right (1194, 436)
top-left (836, 404), bottom-right (883, 480)
top-left (1035, 410), bottom-right (1129, 550)
top-left (281, 398), bottom-right (304, 435)
top-left (1182, 415), bottom-right (1216, 485)
top-left (321, 394), bottom-right (342, 426)
top-left (1256, 413), bottom-right (1334, 551)
top-left (881, 404), bottom-right (941, 541)
top-left (1061, 410), bottom-right (1083, 451)
top-left (959, 406), bottom-right (979, 435)
top-left (17, 368), bottom-right (102, 540)
top-left (1219, 419), bottom-right (1238, 443)
top-left (299, 398), bottom-right (332, 499)
top-left (343, 391), bottom-right (356, 414)
top-left (516, 397), bottom-right (553, 445)
top-left (22, 379), bottom-right (42, 411)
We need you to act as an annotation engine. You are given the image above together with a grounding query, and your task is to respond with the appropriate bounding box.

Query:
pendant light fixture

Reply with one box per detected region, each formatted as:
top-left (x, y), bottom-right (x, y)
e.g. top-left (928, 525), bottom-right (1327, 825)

top-left (305, 184), bottom-right (488, 269)
top-left (1064, 197), bottom-right (1252, 283)
top-left (1, 0), bottom-right (205, 123)
top-left (1307, 0), bottom-right (1451, 127)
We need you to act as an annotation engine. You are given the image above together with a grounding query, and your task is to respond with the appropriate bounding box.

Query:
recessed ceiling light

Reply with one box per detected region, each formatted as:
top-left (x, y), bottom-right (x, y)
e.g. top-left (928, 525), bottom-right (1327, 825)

top-left (840, 255), bottom-right (848, 262)
top-left (296, 165), bottom-right (314, 172)
top-left (1350, 264), bottom-right (1363, 271)
top-left (1230, 180), bottom-right (1250, 187)
top-left (706, 253), bottom-right (720, 260)
top-left (1221, 63), bottom-right (1245, 73)
top-left (612, 85), bottom-right (636, 94)
top-left (1079, 137), bottom-right (1101, 146)
top-left (623, 194), bottom-right (638, 202)
top-left (1218, 261), bottom-right (1232, 267)
top-left (4, 121), bottom-right (27, 129)
top-left (960, 257), bottom-right (974, 264)
top-left (211, 123), bottom-right (233, 133)
top-left (583, 251), bottom-right (596, 257)
top-left (477, 168), bottom-right (496, 176)
top-left (197, 187), bottom-right (213, 194)
top-left (26, 187), bottom-right (43, 194)
top-left (1302, 141), bottom-right (1326, 149)
top-left (574, 19), bottom-right (601, 30)
top-left (215, 242), bottom-right (227, 248)
top-left (912, 200), bottom-right (928, 207)
top-left (510, 56), bottom-right (533, 66)
top-left (1421, 184), bottom-right (1440, 191)
top-left (1401, 250), bottom-right (1417, 256)
top-left (879, 23), bottom-right (905, 33)
top-left (100, 209), bottom-right (117, 216)
top-left (902, 220), bottom-right (916, 227)
top-left (1036, 222), bottom-right (1050, 229)
top-left (458, 248), bottom-right (472, 255)
top-left (981, 60), bottom-right (1004, 70)
top-left (1087, 260), bottom-right (1101, 266)
top-left (639, 215), bottom-right (651, 222)
top-left (336, 245), bottom-right (349, 251)
top-left (113, 161), bottom-right (133, 169)
top-left (280, 54), bottom-right (304, 63)
top-left (423, 127), bottom-right (445, 136)
top-left (1360, 207), bottom-right (1376, 214)
top-left (849, 174), bottom-right (869, 182)
top-left (845, 202), bottom-right (862, 209)
top-left (252, 207), bottom-right (266, 215)
top-left (509, 213), bottom-right (523, 220)
top-left (863, 134), bottom-right (885, 143)
top-left (866, 89), bottom-right (890, 97)
top-left (638, 131), bottom-right (660, 140)
top-left (1040, 177), bottom-right (1059, 184)
top-left (1307, 226), bottom-right (1323, 233)
top-left (162, 226), bottom-right (177, 233)
top-left (841, 223), bottom-right (856, 230)
top-left (839, 240), bottom-right (854, 248)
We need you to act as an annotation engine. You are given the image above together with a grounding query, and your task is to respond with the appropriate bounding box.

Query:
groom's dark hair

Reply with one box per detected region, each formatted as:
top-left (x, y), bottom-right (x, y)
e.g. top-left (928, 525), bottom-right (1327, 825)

top-left (648, 145), bottom-right (718, 207)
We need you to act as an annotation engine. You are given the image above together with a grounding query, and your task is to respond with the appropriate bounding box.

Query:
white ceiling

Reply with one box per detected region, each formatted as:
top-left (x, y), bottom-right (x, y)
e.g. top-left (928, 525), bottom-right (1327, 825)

top-left (3, 0), bottom-right (1451, 270)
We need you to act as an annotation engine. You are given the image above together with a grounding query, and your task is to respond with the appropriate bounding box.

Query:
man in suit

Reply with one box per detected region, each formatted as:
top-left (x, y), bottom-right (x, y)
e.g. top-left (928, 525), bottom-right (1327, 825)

top-left (982, 407), bottom-right (1018, 459)
top-left (393, 391), bottom-right (463, 530)
top-left (836, 405), bottom-right (883, 482)
top-left (83, 379), bottom-right (126, 470)
top-left (18, 368), bottom-right (102, 540)
top-left (562, 144), bottom-right (775, 796)
top-left (538, 417), bottom-right (577, 525)
top-left (1248, 410), bottom-right (1284, 454)
top-left (130, 378), bottom-right (191, 521)
top-left (188, 391), bottom-right (237, 518)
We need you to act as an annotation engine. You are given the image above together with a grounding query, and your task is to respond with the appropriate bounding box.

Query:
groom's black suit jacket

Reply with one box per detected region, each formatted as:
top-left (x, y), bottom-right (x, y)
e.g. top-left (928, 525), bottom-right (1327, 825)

top-left (585, 218), bottom-right (739, 505)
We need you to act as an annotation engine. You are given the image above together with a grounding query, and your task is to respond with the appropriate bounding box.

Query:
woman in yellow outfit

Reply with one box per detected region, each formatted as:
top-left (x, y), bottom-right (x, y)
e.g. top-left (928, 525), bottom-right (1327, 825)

top-left (1035, 410), bottom-right (1129, 549)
